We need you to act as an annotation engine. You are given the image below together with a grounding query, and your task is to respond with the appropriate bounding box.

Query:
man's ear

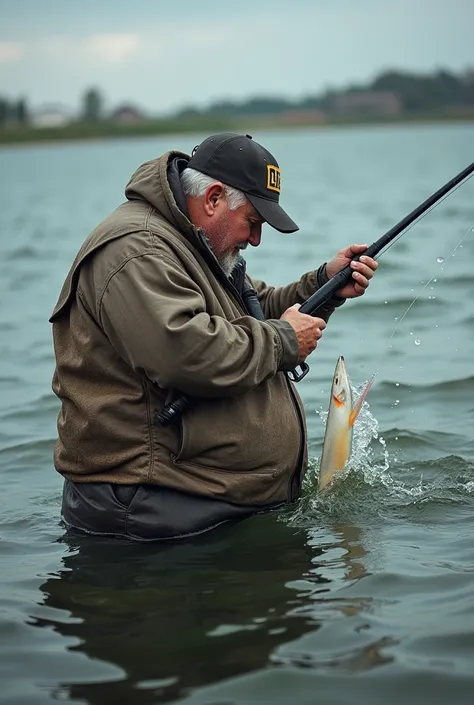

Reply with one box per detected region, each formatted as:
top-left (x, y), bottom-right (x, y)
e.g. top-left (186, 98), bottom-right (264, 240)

top-left (203, 182), bottom-right (225, 216)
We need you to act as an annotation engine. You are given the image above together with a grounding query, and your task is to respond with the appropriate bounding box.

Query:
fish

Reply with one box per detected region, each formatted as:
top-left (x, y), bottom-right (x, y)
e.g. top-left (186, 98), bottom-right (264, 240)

top-left (318, 356), bottom-right (375, 492)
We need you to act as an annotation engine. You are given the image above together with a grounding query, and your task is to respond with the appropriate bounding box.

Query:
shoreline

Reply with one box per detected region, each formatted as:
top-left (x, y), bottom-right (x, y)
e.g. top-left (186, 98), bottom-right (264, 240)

top-left (1, 114), bottom-right (473, 149)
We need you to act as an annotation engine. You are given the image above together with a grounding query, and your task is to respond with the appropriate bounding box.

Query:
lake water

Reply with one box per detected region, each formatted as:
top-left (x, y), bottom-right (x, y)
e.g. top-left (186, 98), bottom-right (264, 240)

top-left (1, 123), bottom-right (474, 705)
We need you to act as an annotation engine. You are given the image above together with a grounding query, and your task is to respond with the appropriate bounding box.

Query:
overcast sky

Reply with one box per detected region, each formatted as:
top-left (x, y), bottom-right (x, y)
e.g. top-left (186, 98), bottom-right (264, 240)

top-left (1, 0), bottom-right (473, 115)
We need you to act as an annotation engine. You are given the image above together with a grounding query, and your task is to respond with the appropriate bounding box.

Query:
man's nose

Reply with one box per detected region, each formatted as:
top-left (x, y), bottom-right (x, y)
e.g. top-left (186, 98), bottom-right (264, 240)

top-left (248, 224), bottom-right (262, 247)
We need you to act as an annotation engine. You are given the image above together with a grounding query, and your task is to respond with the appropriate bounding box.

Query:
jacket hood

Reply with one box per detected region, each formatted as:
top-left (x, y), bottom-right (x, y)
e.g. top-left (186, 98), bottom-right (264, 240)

top-left (50, 151), bottom-right (197, 323)
top-left (125, 150), bottom-right (194, 237)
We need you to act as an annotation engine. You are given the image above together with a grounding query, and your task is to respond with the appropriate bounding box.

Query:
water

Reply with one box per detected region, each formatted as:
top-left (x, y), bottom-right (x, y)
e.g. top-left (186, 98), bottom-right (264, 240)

top-left (1, 123), bottom-right (474, 704)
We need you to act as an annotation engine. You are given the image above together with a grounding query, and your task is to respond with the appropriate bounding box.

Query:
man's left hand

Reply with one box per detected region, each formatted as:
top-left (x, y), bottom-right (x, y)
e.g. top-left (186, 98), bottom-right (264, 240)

top-left (326, 244), bottom-right (378, 299)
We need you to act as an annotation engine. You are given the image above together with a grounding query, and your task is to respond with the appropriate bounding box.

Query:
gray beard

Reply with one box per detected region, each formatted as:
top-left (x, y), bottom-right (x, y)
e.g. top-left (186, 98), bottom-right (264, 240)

top-left (203, 233), bottom-right (243, 277)
top-left (219, 249), bottom-right (240, 277)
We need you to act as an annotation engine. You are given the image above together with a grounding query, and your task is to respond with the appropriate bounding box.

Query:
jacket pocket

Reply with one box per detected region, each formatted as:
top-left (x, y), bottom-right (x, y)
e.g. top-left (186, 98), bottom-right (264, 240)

top-left (172, 381), bottom-right (302, 475)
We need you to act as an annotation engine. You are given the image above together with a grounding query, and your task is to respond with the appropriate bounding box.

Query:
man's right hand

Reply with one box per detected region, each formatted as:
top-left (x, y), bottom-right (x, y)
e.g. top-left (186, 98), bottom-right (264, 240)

top-left (280, 304), bottom-right (326, 363)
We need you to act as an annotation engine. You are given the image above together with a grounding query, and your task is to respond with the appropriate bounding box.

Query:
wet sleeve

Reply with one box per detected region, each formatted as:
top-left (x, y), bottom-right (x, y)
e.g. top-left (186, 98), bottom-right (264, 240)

top-left (98, 253), bottom-right (299, 397)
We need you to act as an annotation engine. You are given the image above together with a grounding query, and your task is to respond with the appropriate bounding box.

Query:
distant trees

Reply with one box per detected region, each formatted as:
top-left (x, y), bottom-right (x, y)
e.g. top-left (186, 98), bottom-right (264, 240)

top-left (16, 98), bottom-right (28, 124)
top-left (81, 87), bottom-right (104, 121)
top-left (0, 98), bottom-right (8, 125)
top-left (370, 69), bottom-right (474, 111)
top-left (178, 67), bottom-right (474, 118)
top-left (0, 96), bottom-right (29, 126)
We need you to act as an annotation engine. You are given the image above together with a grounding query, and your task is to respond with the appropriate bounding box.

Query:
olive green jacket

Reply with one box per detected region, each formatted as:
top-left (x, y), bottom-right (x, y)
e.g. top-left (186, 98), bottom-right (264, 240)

top-left (50, 151), bottom-right (340, 507)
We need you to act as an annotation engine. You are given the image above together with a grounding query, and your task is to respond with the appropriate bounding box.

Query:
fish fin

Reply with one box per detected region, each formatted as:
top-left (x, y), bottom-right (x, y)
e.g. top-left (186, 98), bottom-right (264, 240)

top-left (349, 373), bottom-right (376, 428)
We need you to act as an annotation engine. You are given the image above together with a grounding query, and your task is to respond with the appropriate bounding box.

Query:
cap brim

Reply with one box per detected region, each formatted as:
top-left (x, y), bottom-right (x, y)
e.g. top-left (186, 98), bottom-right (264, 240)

top-left (247, 194), bottom-right (299, 233)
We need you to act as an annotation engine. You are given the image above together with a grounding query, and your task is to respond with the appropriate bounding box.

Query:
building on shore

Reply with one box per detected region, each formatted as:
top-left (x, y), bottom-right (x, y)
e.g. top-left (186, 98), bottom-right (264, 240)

top-left (30, 105), bottom-right (74, 128)
top-left (331, 91), bottom-right (402, 117)
top-left (110, 105), bottom-right (146, 124)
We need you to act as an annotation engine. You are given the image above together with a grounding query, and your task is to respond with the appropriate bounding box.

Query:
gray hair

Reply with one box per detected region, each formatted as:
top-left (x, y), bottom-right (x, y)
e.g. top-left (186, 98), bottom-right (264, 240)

top-left (180, 167), bottom-right (247, 211)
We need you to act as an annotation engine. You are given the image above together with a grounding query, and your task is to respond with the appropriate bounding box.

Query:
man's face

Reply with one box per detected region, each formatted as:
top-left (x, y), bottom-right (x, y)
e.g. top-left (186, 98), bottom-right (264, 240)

top-left (204, 198), bottom-right (264, 275)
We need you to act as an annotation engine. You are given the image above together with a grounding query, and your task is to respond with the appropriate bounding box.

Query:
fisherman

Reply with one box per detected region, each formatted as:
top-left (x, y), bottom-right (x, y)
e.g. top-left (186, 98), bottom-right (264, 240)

top-left (50, 132), bottom-right (378, 541)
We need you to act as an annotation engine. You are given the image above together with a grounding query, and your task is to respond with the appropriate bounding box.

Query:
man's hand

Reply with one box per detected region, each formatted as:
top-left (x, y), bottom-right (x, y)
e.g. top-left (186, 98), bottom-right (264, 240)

top-left (326, 243), bottom-right (378, 299)
top-left (281, 304), bottom-right (326, 363)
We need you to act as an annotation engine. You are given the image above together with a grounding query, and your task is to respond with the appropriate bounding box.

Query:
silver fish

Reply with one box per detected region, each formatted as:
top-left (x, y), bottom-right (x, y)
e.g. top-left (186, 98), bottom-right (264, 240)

top-left (318, 356), bottom-right (374, 492)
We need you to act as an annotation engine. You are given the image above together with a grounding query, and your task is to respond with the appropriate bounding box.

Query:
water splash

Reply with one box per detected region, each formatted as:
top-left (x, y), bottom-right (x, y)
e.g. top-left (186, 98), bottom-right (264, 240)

top-left (283, 382), bottom-right (474, 529)
top-left (286, 384), bottom-right (389, 524)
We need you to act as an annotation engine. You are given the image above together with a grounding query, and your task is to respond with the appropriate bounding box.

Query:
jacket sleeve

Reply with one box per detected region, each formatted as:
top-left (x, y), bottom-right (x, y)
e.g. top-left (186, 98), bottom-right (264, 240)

top-left (98, 252), bottom-right (300, 397)
top-left (250, 265), bottom-right (345, 322)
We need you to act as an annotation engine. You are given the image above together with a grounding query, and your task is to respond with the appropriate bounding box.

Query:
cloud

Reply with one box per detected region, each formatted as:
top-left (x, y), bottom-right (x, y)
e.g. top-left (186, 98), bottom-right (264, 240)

top-left (40, 33), bottom-right (140, 63)
top-left (83, 34), bottom-right (140, 62)
top-left (0, 41), bottom-right (24, 63)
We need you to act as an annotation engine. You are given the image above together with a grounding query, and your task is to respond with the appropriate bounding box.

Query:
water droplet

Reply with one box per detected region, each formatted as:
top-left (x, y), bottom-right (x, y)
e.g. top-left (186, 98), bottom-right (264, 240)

top-left (409, 331), bottom-right (413, 335)
top-left (394, 399), bottom-right (400, 405)
top-left (437, 257), bottom-right (444, 263)
top-left (384, 301), bottom-right (388, 304)
top-left (433, 278), bottom-right (437, 283)
top-left (414, 339), bottom-right (421, 345)
top-left (395, 382), bottom-right (400, 387)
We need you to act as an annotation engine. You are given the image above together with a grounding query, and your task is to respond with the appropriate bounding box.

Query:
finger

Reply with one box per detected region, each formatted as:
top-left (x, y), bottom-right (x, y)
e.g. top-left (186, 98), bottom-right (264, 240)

top-left (352, 271), bottom-right (369, 288)
top-left (348, 243), bottom-right (369, 255)
top-left (352, 282), bottom-right (366, 296)
top-left (351, 261), bottom-right (375, 280)
top-left (359, 256), bottom-right (378, 271)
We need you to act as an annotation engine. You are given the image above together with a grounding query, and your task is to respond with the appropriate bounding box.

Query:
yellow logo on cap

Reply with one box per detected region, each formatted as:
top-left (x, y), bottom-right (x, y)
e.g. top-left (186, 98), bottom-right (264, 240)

top-left (267, 165), bottom-right (281, 193)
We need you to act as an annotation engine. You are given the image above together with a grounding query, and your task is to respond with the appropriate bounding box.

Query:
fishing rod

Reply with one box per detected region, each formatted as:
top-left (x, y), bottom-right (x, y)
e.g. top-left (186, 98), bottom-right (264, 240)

top-left (287, 159), bottom-right (474, 382)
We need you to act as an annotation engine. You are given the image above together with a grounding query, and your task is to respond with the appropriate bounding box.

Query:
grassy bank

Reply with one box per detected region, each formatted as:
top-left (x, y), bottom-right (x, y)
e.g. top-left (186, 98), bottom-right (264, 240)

top-left (1, 112), bottom-right (473, 146)
top-left (0, 116), bottom-right (236, 146)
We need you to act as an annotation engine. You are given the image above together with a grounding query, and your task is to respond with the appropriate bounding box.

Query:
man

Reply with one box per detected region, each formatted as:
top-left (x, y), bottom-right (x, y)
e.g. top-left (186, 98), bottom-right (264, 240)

top-left (50, 132), bottom-right (377, 541)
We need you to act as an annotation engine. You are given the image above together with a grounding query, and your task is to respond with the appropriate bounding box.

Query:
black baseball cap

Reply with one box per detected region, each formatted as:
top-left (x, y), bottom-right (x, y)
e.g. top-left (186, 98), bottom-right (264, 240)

top-left (187, 133), bottom-right (299, 233)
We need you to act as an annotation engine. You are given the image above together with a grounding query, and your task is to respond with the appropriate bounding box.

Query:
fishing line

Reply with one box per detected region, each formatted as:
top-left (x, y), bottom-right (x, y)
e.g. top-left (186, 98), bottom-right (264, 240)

top-left (353, 171), bottom-right (474, 390)
top-left (371, 217), bottom-right (474, 380)
top-left (289, 161), bottom-right (474, 384)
